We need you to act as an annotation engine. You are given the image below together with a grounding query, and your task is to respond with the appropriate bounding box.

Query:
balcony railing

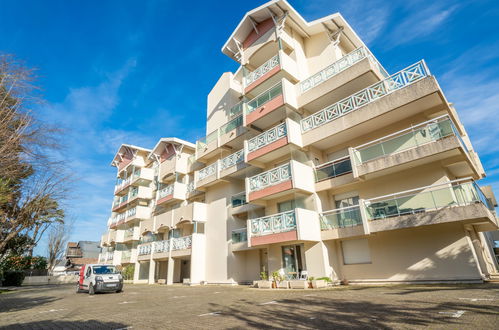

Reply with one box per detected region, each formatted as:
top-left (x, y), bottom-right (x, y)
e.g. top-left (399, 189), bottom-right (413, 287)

top-left (124, 228), bottom-right (134, 238)
top-left (301, 47), bottom-right (387, 93)
top-left (315, 157), bottom-right (352, 182)
top-left (250, 210), bottom-right (296, 236)
top-left (198, 162), bottom-right (218, 181)
top-left (247, 122), bottom-right (287, 153)
top-left (230, 101), bottom-right (244, 117)
top-left (301, 61), bottom-right (430, 132)
top-left (197, 130), bottom-right (218, 152)
top-left (246, 82), bottom-right (283, 114)
top-left (114, 169), bottom-right (141, 192)
top-left (231, 192), bottom-right (247, 207)
top-left (352, 115), bottom-right (462, 165)
top-left (158, 183), bottom-right (174, 199)
top-left (365, 180), bottom-right (493, 220)
top-left (232, 228), bottom-right (248, 243)
top-left (220, 149), bottom-right (244, 171)
top-left (220, 115), bottom-right (243, 136)
top-left (153, 236), bottom-right (193, 253)
top-left (244, 54), bottom-right (280, 87)
top-left (249, 163), bottom-right (291, 192)
top-left (320, 205), bottom-right (363, 230)
top-left (138, 243), bottom-right (152, 256)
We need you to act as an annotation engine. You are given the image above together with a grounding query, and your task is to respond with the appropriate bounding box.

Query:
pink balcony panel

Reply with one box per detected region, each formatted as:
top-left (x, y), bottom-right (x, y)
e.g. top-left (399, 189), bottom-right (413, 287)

top-left (251, 230), bottom-right (297, 246)
top-left (246, 94), bottom-right (285, 126)
top-left (249, 180), bottom-right (293, 201)
top-left (247, 137), bottom-right (288, 162)
top-left (245, 65), bottom-right (281, 93)
top-left (157, 194), bottom-right (173, 206)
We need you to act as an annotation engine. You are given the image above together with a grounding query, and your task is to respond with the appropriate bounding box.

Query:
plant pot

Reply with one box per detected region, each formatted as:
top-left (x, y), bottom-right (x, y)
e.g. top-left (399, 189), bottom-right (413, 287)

top-left (289, 280), bottom-right (308, 289)
top-left (277, 280), bottom-right (289, 289)
top-left (257, 280), bottom-right (272, 289)
top-left (311, 280), bottom-right (327, 289)
top-left (308, 282), bottom-right (313, 289)
top-left (272, 281), bottom-right (277, 289)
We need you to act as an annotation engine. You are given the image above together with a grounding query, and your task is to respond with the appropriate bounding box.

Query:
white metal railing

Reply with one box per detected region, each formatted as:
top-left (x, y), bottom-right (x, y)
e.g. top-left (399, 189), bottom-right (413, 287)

top-left (198, 162), bottom-right (218, 181)
top-left (244, 54), bottom-right (280, 87)
top-left (247, 122), bottom-right (287, 153)
top-left (300, 47), bottom-right (388, 93)
top-left (249, 163), bottom-right (291, 192)
top-left (301, 61), bottom-right (430, 132)
top-left (352, 115), bottom-right (463, 165)
top-left (114, 169), bottom-right (142, 192)
top-left (154, 240), bottom-right (170, 253)
top-left (172, 235), bottom-right (192, 250)
top-left (138, 243), bottom-right (152, 255)
top-left (250, 210), bottom-right (296, 236)
top-left (220, 149), bottom-right (244, 170)
top-left (158, 183), bottom-right (174, 199)
top-left (126, 207), bottom-right (137, 218)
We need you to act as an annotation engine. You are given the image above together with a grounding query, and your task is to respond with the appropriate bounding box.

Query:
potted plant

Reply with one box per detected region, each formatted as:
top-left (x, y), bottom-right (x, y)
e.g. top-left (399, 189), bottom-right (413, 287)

top-left (271, 270), bottom-right (280, 289)
top-left (307, 276), bottom-right (314, 288)
top-left (277, 273), bottom-right (289, 289)
top-left (257, 271), bottom-right (271, 289)
top-left (311, 277), bottom-right (328, 288)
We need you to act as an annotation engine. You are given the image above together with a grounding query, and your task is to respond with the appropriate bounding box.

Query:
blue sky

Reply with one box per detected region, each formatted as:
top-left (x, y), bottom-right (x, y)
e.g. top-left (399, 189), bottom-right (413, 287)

top-left (0, 0), bottom-right (498, 256)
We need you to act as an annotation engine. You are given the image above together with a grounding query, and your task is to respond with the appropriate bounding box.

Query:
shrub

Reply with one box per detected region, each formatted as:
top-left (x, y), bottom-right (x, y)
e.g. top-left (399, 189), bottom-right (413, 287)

top-left (3, 270), bottom-right (25, 286)
top-left (259, 271), bottom-right (268, 280)
top-left (122, 264), bottom-right (135, 280)
top-left (316, 277), bottom-right (332, 283)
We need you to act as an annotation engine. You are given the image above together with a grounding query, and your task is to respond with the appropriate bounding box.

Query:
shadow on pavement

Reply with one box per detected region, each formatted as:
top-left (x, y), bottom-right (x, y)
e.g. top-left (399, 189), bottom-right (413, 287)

top-left (0, 320), bottom-right (128, 330)
top-left (0, 295), bottom-right (60, 313)
top-left (206, 294), bottom-right (499, 329)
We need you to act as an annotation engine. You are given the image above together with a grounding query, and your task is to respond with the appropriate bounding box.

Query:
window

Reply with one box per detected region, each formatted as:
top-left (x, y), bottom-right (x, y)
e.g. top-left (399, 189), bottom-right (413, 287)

top-left (278, 200), bottom-right (295, 213)
top-left (335, 196), bottom-right (359, 209)
top-left (86, 267), bottom-right (91, 277)
top-left (341, 239), bottom-right (371, 265)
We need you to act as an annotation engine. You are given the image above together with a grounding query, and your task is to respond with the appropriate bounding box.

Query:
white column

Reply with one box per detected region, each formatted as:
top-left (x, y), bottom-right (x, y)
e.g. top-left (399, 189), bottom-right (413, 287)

top-left (166, 257), bottom-right (174, 285)
top-left (304, 241), bottom-right (331, 278)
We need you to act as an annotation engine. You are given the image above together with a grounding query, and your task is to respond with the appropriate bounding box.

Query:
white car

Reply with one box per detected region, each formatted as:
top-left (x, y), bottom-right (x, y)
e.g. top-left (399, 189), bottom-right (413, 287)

top-left (76, 264), bottom-right (123, 294)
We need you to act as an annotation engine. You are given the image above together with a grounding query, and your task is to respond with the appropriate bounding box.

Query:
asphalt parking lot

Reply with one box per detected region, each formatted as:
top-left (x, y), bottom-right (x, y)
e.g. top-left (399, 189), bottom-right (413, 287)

top-left (0, 283), bottom-right (498, 329)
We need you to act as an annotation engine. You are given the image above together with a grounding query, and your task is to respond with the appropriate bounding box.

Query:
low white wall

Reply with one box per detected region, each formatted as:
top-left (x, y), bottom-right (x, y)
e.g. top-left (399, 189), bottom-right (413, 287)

top-left (22, 275), bottom-right (78, 286)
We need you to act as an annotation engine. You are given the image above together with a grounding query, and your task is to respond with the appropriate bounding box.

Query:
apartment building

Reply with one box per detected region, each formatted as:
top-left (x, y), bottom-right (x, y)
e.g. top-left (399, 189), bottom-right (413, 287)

top-left (98, 0), bottom-right (499, 285)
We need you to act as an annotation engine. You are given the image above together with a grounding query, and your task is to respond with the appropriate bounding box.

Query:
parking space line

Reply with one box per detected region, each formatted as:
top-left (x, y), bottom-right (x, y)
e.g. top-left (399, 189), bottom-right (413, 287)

top-left (198, 311), bottom-right (222, 316)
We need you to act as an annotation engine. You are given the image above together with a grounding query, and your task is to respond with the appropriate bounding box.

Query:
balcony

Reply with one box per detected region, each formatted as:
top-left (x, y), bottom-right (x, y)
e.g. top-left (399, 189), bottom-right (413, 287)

top-left (320, 205), bottom-right (367, 241)
top-left (125, 205), bottom-right (151, 223)
top-left (195, 161), bottom-right (223, 189)
top-left (152, 236), bottom-right (193, 259)
top-left (315, 157), bottom-right (355, 192)
top-left (137, 243), bottom-right (152, 261)
top-left (155, 202), bottom-right (207, 232)
top-left (243, 50), bottom-right (300, 95)
top-left (364, 179), bottom-right (498, 233)
top-left (196, 115), bottom-right (251, 162)
top-left (121, 226), bottom-right (140, 243)
top-left (186, 181), bottom-right (203, 199)
top-left (244, 79), bottom-right (298, 130)
top-left (121, 250), bottom-right (132, 263)
top-left (159, 156), bottom-right (190, 181)
top-left (245, 119), bottom-right (302, 165)
top-left (112, 186), bottom-right (152, 212)
top-left (300, 61), bottom-right (449, 150)
top-left (246, 161), bottom-right (315, 202)
top-left (350, 115), bottom-right (480, 180)
top-left (219, 149), bottom-right (249, 179)
top-left (231, 228), bottom-right (253, 252)
top-left (299, 46), bottom-right (388, 109)
top-left (231, 191), bottom-right (264, 216)
top-left (114, 168), bottom-right (154, 196)
top-left (100, 233), bottom-right (109, 247)
top-left (248, 208), bottom-right (320, 247)
top-left (156, 182), bottom-right (187, 206)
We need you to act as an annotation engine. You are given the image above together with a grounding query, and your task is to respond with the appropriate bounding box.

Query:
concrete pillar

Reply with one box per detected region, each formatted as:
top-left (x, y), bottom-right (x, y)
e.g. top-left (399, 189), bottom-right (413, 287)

top-left (190, 233), bottom-right (206, 285)
top-left (166, 257), bottom-right (174, 285)
top-left (148, 259), bottom-right (156, 284)
top-left (304, 241), bottom-right (331, 278)
top-left (133, 262), bottom-right (140, 283)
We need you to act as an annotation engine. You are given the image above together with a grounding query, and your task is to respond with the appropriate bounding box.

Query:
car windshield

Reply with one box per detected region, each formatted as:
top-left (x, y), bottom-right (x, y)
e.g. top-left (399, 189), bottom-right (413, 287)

top-left (92, 265), bottom-right (118, 274)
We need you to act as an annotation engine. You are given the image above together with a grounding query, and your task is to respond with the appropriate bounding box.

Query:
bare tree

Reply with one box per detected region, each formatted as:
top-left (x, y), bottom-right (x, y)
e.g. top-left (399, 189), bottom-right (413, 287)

top-left (46, 221), bottom-right (72, 274)
top-left (0, 54), bottom-right (71, 258)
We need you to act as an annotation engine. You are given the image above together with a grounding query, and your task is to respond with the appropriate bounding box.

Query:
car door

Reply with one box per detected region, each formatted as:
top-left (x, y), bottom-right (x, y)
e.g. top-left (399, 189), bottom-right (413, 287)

top-left (83, 265), bottom-right (92, 288)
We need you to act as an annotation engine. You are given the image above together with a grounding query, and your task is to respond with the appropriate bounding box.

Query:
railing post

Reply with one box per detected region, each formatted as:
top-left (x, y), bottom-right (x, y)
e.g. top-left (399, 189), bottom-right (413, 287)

top-left (359, 199), bottom-right (370, 235)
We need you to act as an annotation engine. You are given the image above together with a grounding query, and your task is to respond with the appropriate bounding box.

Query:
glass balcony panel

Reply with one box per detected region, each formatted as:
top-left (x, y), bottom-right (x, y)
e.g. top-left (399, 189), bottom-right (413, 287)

top-left (321, 206), bottom-right (362, 230)
top-left (231, 192), bottom-right (247, 207)
top-left (232, 229), bottom-right (247, 243)
top-left (315, 158), bottom-right (352, 182)
top-left (220, 115), bottom-right (243, 136)
top-left (246, 83), bottom-right (283, 114)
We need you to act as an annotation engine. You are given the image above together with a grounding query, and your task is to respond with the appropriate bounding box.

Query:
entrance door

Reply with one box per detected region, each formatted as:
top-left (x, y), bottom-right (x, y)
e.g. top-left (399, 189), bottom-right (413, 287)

top-left (180, 259), bottom-right (190, 282)
top-left (281, 245), bottom-right (304, 278)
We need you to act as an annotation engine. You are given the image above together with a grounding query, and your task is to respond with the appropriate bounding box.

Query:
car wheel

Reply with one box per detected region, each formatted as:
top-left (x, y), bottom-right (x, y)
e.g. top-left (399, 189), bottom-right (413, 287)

top-left (76, 283), bottom-right (83, 293)
top-left (116, 289), bottom-right (122, 293)
top-left (88, 283), bottom-right (95, 295)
